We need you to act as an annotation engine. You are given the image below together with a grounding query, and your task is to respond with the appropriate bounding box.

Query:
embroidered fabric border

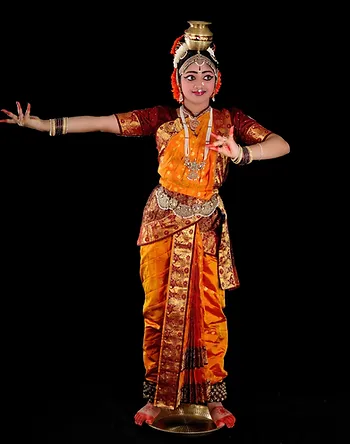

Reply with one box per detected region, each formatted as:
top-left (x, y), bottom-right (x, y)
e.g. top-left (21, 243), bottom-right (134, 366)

top-left (143, 380), bottom-right (228, 404)
top-left (156, 186), bottom-right (219, 218)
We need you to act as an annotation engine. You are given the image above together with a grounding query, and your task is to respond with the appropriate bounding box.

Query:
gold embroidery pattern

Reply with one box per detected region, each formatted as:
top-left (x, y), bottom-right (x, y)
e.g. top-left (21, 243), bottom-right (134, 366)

top-left (155, 226), bottom-right (196, 408)
top-left (156, 119), bottom-right (182, 156)
top-left (216, 197), bottom-right (240, 290)
top-left (115, 112), bottom-right (143, 136)
top-left (137, 186), bottom-right (240, 291)
top-left (246, 123), bottom-right (271, 143)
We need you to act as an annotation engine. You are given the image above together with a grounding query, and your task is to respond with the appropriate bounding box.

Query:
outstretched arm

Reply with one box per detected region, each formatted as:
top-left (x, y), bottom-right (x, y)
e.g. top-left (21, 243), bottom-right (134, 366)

top-left (0, 102), bottom-right (121, 135)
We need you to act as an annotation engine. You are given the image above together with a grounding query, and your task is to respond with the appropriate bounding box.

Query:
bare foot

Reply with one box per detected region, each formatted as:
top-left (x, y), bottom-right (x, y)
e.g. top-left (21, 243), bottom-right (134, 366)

top-left (208, 402), bottom-right (236, 428)
top-left (134, 402), bottom-right (161, 426)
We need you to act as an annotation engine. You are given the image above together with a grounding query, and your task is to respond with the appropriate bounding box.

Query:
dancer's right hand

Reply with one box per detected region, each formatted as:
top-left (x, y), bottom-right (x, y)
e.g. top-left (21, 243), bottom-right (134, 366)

top-left (0, 102), bottom-right (43, 131)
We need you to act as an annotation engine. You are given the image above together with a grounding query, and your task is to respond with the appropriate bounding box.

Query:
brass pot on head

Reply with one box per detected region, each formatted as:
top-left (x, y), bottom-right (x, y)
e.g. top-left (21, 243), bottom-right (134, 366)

top-left (184, 20), bottom-right (213, 51)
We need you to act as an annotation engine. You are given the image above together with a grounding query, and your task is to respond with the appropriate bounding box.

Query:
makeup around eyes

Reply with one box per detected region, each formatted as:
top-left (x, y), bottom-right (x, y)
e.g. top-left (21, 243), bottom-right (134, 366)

top-left (183, 74), bottom-right (215, 82)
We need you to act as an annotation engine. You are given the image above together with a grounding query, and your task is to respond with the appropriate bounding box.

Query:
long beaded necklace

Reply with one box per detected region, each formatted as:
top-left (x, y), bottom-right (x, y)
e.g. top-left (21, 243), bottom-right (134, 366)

top-left (179, 105), bottom-right (213, 180)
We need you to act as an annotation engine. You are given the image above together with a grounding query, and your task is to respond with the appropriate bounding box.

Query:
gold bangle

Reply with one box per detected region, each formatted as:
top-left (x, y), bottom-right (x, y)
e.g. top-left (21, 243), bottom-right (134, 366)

top-left (62, 117), bottom-right (68, 135)
top-left (49, 119), bottom-right (56, 137)
top-left (246, 146), bottom-right (253, 164)
top-left (258, 143), bottom-right (264, 160)
top-left (231, 144), bottom-right (243, 164)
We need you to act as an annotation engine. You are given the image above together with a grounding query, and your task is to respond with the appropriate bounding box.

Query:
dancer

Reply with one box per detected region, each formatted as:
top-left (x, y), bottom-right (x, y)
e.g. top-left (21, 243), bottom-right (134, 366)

top-left (0, 20), bottom-right (290, 429)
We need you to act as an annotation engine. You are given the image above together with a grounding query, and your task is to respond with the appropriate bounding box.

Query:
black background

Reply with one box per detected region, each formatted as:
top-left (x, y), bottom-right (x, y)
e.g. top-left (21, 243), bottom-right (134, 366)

top-left (1, 6), bottom-right (345, 443)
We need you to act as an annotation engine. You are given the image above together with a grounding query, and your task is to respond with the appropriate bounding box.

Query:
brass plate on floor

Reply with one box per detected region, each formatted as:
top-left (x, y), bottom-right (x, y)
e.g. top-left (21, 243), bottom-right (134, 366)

top-left (148, 403), bottom-right (223, 436)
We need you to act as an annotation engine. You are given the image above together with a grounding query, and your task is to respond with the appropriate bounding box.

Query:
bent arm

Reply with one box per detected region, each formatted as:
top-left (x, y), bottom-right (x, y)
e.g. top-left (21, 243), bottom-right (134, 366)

top-left (249, 133), bottom-right (290, 161)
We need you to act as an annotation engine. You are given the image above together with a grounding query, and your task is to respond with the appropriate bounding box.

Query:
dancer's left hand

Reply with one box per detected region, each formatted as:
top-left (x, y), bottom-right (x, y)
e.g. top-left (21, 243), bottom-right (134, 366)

top-left (208, 126), bottom-right (240, 159)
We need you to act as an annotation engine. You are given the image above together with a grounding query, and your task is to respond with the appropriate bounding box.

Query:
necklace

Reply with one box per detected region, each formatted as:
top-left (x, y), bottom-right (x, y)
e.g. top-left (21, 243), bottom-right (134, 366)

top-left (179, 106), bottom-right (213, 180)
top-left (181, 105), bottom-right (210, 133)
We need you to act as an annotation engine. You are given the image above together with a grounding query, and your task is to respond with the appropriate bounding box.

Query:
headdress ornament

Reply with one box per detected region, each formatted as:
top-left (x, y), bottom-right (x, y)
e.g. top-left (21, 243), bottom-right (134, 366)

top-left (184, 20), bottom-right (213, 51)
top-left (170, 21), bottom-right (221, 103)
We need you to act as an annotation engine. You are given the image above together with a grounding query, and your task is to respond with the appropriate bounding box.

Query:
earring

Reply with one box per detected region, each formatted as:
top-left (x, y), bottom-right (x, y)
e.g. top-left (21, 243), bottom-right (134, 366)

top-left (179, 92), bottom-right (184, 103)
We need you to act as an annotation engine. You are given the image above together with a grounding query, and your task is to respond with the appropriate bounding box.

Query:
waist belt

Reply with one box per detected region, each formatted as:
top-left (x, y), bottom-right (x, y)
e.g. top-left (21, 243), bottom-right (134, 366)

top-left (155, 186), bottom-right (219, 218)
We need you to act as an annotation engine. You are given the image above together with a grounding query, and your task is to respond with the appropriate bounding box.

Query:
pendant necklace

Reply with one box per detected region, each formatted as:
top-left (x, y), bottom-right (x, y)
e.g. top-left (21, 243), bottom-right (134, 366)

top-left (179, 106), bottom-right (213, 180)
top-left (182, 104), bottom-right (210, 134)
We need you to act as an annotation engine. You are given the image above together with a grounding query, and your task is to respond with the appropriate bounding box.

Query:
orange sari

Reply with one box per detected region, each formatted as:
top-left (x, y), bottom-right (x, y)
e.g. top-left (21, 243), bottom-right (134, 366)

top-left (116, 105), bottom-right (271, 409)
top-left (140, 220), bottom-right (229, 409)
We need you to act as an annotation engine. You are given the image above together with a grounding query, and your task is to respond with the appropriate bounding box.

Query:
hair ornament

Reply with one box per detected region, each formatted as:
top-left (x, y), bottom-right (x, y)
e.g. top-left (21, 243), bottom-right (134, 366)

top-left (207, 46), bottom-right (218, 64)
top-left (173, 42), bottom-right (189, 68)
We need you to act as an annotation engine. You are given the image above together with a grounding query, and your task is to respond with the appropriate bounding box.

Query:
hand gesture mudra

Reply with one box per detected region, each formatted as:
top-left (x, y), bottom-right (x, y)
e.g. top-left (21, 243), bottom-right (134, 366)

top-left (0, 101), bottom-right (42, 131)
top-left (208, 125), bottom-right (240, 159)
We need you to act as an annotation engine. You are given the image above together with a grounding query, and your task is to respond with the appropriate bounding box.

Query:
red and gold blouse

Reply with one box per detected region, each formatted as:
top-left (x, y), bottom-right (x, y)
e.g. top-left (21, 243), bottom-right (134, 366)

top-left (115, 105), bottom-right (271, 198)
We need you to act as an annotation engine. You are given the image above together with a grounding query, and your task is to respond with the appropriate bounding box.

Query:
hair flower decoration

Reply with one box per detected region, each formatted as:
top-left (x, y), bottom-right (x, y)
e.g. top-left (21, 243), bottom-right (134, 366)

top-left (207, 46), bottom-right (218, 64)
top-left (173, 43), bottom-right (188, 68)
